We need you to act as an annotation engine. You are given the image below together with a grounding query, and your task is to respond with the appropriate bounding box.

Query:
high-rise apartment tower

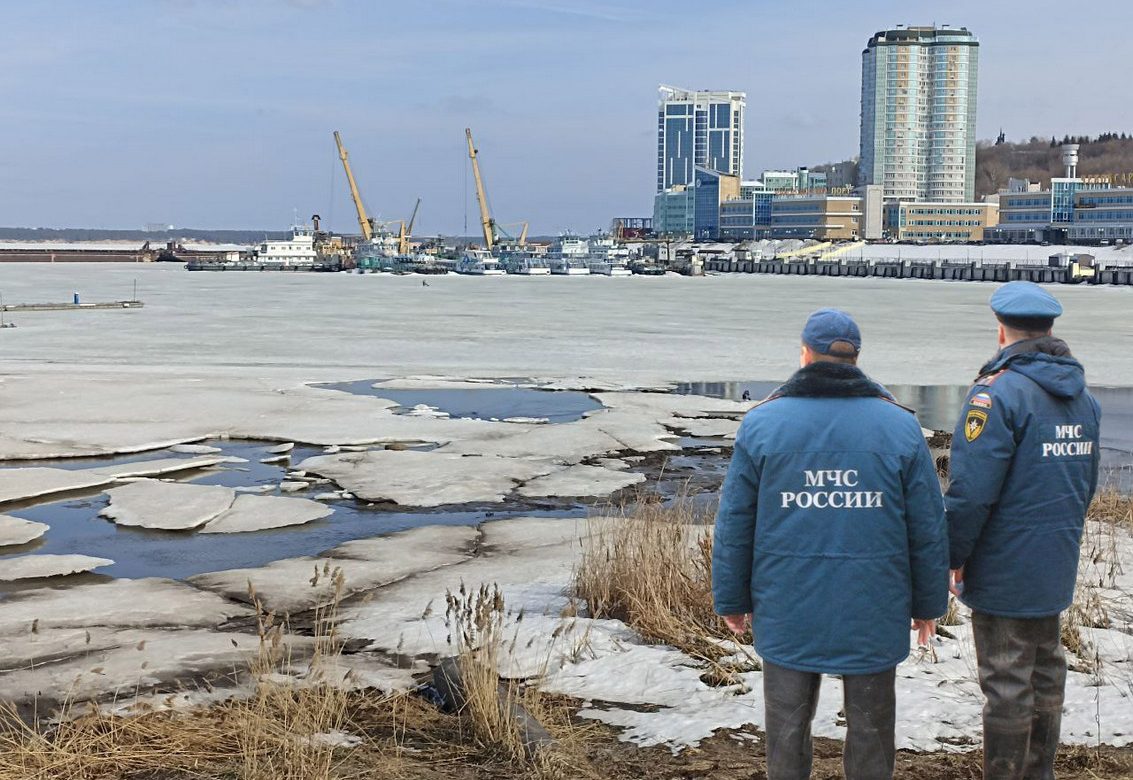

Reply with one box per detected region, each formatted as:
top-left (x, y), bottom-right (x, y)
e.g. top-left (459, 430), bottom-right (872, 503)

top-left (656, 86), bottom-right (745, 192)
top-left (859, 25), bottom-right (979, 202)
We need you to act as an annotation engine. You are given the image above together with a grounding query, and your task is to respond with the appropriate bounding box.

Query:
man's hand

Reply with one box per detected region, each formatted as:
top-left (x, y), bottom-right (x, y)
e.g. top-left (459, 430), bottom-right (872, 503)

top-left (949, 567), bottom-right (965, 597)
top-left (912, 619), bottom-right (935, 646)
top-left (723, 614), bottom-right (751, 635)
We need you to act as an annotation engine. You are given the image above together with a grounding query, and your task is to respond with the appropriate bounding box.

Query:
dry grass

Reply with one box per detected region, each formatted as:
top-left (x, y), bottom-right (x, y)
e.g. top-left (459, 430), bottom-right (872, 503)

top-left (0, 569), bottom-right (587, 780)
top-left (574, 497), bottom-right (757, 681)
top-left (1061, 489), bottom-right (1132, 674)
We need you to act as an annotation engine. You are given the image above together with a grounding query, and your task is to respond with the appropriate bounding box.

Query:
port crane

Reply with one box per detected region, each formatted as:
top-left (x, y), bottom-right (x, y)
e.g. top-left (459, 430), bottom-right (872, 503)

top-left (465, 128), bottom-right (531, 251)
top-left (465, 128), bottom-right (496, 252)
top-left (333, 131), bottom-right (374, 241)
top-left (398, 197), bottom-right (421, 255)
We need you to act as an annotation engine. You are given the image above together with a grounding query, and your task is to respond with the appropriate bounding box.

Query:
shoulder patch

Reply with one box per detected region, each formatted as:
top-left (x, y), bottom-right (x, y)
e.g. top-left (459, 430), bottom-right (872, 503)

top-left (964, 409), bottom-right (989, 442)
top-left (969, 392), bottom-right (993, 410)
top-left (976, 369), bottom-right (1007, 387)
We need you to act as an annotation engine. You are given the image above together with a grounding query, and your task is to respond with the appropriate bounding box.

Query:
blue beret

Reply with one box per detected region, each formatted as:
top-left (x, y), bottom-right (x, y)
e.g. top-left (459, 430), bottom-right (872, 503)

top-left (990, 281), bottom-right (1063, 320)
top-left (802, 308), bottom-right (861, 355)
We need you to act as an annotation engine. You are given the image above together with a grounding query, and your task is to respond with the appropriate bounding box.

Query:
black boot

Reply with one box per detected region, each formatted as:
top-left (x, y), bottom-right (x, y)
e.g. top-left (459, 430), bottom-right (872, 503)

top-left (983, 723), bottom-right (1031, 780)
top-left (1022, 708), bottom-right (1061, 780)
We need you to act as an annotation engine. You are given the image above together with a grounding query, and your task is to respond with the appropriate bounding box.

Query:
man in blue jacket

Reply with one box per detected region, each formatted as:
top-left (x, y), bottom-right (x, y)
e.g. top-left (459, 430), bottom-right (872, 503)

top-left (713, 309), bottom-right (949, 780)
top-left (946, 282), bottom-right (1100, 780)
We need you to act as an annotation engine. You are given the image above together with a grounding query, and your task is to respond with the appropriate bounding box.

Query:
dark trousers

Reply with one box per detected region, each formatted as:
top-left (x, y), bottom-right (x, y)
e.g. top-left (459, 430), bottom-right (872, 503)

top-left (763, 659), bottom-right (896, 780)
top-left (971, 611), bottom-right (1066, 780)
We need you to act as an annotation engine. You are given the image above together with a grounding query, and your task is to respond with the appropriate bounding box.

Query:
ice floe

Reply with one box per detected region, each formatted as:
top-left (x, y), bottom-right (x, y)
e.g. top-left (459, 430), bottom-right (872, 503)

top-left (100, 481), bottom-right (236, 530)
top-left (0, 514), bottom-right (49, 546)
top-left (199, 494), bottom-right (333, 534)
top-left (0, 467), bottom-right (115, 505)
top-left (188, 525), bottom-right (478, 613)
top-left (0, 554), bottom-right (114, 581)
top-left (169, 444), bottom-right (223, 455)
top-left (517, 464), bottom-right (645, 498)
top-left (299, 450), bottom-right (558, 507)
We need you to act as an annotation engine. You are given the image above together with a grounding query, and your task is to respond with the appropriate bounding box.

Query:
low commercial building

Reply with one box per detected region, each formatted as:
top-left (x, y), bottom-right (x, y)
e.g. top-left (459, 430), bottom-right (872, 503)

top-left (652, 186), bottom-right (694, 236)
top-left (654, 167), bottom-right (739, 239)
top-left (884, 201), bottom-right (999, 242)
top-left (1068, 188), bottom-right (1133, 243)
top-left (719, 183), bottom-right (774, 240)
top-left (770, 195), bottom-right (862, 240)
top-left (759, 167), bottom-right (828, 193)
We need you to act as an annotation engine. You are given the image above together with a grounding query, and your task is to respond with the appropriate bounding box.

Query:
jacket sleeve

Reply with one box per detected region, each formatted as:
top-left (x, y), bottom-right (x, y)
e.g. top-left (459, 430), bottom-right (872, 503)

top-left (903, 437), bottom-right (949, 620)
top-left (945, 386), bottom-right (1016, 569)
top-left (1088, 396), bottom-right (1103, 502)
top-left (712, 431), bottom-right (760, 616)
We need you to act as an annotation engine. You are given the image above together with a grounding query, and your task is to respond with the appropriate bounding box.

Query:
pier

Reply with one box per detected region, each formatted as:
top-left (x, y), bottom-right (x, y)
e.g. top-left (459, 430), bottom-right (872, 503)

top-left (702, 256), bottom-right (1133, 286)
top-left (0, 300), bottom-right (144, 312)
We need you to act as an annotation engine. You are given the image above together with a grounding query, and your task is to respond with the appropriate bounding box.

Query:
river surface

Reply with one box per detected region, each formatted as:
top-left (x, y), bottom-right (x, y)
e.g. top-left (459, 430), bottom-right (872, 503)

top-left (0, 263), bottom-right (1130, 386)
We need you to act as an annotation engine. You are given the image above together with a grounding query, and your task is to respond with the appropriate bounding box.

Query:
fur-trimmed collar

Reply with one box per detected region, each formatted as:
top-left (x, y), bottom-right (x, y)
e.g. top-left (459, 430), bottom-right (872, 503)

top-left (775, 362), bottom-right (891, 399)
top-left (980, 336), bottom-right (1073, 377)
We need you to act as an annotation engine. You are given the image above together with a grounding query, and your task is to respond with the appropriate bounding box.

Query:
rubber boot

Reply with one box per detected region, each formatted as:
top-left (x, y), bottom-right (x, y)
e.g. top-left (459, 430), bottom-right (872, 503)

top-left (983, 723), bottom-right (1031, 780)
top-left (1022, 708), bottom-right (1061, 780)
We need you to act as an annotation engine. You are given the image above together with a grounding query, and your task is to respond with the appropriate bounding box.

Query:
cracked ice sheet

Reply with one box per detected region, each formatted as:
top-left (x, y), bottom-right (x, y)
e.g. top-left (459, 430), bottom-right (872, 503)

top-left (101, 480), bottom-right (236, 530)
top-left (517, 464), bottom-right (645, 498)
top-left (299, 450), bottom-right (559, 507)
top-left (0, 373), bottom-right (491, 460)
top-left (336, 517), bottom-right (635, 673)
top-left (199, 493), bottom-right (334, 534)
top-left (0, 578), bottom-right (253, 632)
top-left (0, 627), bottom-right (306, 705)
top-left (187, 524), bottom-right (478, 614)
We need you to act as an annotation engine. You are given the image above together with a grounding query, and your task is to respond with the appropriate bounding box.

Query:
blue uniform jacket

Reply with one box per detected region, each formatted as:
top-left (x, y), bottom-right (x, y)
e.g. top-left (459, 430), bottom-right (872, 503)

top-left (945, 338), bottom-right (1101, 618)
top-left (712, 363), bottom-right (949, 675)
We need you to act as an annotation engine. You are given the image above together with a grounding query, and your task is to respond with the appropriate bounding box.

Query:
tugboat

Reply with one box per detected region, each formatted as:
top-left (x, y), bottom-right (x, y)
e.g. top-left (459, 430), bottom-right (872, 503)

top-left (547, 235), bottom-right (591, 275)
top-left (457, 248), bottom-right (506, 275)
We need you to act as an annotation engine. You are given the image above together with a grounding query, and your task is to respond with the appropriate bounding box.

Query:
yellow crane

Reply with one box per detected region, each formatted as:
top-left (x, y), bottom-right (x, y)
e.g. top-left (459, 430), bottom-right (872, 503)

top-left (465, 128), bottom-right (496, 252)
top-left (333, 131), bottom-right (373, 242)
top-left (398, 198), bottom-right (421, 255)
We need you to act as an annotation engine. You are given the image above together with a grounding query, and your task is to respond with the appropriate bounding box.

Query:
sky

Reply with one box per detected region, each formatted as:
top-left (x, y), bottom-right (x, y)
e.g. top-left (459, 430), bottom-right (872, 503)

top-left (1, 0), bottom-right (1130, 236)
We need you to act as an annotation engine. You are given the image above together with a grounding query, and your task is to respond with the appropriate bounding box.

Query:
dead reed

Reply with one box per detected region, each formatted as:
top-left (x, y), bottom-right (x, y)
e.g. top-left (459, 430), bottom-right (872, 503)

top-left (574, 496), bottom-right (752, 669)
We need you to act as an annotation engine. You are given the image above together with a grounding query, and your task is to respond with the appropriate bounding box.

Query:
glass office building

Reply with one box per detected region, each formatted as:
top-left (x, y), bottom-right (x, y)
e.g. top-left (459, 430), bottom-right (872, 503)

top-left (657, 86), bottom-right (745, 192)
top-left (859, 25), bottom-right (979, 202)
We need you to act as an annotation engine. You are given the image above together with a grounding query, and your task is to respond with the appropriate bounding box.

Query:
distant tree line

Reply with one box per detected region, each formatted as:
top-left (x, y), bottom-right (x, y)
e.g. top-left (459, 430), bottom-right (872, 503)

top-left (0, 227), bottom-right (291, 243)
top-left (976, 133), bottom-right (1133, 197)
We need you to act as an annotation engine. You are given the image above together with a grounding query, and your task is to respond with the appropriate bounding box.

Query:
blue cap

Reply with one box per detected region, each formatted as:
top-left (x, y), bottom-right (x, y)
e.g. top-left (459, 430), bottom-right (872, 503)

top-left (802, 308), bottom-right (862, 355)
top-left (990, 281), bottom-right (1063, 321)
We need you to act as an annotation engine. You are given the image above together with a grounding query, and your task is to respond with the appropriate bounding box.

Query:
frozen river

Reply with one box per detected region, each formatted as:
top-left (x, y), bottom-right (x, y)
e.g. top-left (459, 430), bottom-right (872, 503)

top-left (0, 262), bottom-right (1130, 386)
